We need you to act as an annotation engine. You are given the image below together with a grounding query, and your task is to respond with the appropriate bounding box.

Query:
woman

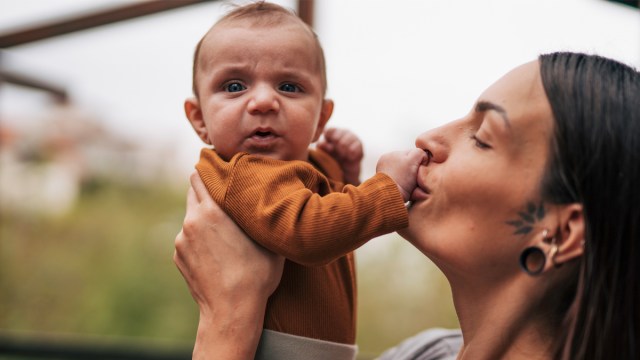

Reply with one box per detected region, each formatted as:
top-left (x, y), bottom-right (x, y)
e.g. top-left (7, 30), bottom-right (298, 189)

top-left (174, 52), bottom-right (640, 359)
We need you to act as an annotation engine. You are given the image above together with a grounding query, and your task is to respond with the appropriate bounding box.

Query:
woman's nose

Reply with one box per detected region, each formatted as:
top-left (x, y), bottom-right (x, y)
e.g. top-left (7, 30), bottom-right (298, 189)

top-left (415, 126), bottom-right (450, 164)
top-left (247, 85), bottom-right (280, 114)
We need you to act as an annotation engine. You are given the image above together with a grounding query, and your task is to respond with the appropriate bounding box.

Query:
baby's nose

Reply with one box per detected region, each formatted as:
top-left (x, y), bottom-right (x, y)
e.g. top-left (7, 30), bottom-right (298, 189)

top-left (247, 85), bottom-right (279, 114)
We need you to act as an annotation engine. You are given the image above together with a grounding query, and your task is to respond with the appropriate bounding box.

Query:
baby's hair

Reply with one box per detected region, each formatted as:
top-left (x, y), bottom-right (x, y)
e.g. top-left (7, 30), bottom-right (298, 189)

top-left (191, 1), bottom-right (327, 97)
top-left (218, 1), bottom-right (299, 27)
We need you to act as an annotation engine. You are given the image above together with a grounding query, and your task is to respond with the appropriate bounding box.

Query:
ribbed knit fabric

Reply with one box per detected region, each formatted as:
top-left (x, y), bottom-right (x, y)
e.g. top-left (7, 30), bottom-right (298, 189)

top-left (196, 148), bottom-right (409, 344)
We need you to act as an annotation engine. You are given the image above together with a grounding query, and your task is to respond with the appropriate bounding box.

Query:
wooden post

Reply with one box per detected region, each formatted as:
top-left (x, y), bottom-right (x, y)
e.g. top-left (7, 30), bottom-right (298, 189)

top-left (297, 0), bottom-right (315, 27)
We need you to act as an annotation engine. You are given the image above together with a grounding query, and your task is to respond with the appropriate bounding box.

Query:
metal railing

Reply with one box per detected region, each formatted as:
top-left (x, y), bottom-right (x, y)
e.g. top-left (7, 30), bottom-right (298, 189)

top-left (0, 332), bottom-right (191, 360)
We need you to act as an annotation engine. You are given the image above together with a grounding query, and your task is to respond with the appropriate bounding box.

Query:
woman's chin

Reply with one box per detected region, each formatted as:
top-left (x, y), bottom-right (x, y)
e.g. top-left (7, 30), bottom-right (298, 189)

top-left (397, 227), bottom-right (411, 240)
top-left (397, 227), bottom-right (421, 246)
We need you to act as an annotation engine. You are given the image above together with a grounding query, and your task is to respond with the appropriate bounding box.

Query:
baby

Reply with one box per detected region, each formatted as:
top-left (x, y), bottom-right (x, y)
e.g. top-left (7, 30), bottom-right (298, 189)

top-left (184, 1), bottom-right (425, 352)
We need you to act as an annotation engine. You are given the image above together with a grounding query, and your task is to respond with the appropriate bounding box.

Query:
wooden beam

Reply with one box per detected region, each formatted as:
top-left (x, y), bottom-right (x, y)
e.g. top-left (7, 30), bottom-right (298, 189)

top-left (1, 68), bottom-right (68, 103)
top-left (0, 0), bottom-right (215, 48)
top-left (297, 0), bottom-right (315, 27)
top-left (0, 0), bottom-right (310, 98)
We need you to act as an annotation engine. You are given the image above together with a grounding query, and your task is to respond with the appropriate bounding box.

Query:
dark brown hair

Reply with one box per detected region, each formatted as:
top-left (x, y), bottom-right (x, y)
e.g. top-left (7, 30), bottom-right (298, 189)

top-left (539, 52), bottom-right (640, 359)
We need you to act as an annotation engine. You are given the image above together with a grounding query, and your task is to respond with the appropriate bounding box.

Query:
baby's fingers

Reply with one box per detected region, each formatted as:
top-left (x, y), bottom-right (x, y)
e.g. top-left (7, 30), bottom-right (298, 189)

top-left (407, 148), bottom-right (429, 166)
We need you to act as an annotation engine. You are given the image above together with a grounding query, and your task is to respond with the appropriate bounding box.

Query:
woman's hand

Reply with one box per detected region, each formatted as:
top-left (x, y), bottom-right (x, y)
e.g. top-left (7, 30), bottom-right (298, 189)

top-left (174, 172), bottom-right (285, 359)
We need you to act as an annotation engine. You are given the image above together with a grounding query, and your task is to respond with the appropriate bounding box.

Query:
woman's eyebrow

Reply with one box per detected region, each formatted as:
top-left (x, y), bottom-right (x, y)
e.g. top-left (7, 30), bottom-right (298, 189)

top-left (476, 100), bottom-right (511, 130)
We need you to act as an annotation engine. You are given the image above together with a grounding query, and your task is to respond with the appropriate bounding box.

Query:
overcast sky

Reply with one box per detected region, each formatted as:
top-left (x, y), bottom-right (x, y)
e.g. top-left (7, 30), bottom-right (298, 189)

top-left (1, 0), bottom-right (639, 177)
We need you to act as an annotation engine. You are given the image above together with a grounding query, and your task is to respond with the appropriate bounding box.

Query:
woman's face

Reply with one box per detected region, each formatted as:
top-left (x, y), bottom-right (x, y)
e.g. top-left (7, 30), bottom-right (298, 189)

top-left (400, 61), bottom-right (554, 281)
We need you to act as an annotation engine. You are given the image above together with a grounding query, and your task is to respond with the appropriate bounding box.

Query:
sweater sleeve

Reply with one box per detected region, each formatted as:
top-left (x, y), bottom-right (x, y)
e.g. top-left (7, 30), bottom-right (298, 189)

top-left (196, 149), bottom-right (409, 266)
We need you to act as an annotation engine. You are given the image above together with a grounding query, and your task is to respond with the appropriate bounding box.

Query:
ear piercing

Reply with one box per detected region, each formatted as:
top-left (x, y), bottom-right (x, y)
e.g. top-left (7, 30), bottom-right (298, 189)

top-left (519, 229), bottom-right (560, 276)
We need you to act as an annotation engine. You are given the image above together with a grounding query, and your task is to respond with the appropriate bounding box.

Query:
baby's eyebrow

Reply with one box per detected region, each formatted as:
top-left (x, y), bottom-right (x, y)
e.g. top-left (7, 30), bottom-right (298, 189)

top-left (213, 64), bottom-right (250, 75)
top-left (476, 100), bottom-right (511, 130)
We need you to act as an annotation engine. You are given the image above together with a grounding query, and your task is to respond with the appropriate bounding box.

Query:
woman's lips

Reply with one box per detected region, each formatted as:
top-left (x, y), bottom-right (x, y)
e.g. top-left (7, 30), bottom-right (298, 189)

top-left (412, 166), bottom-right (431, 201)
top-left (410, 185), bottom-right (430, 202)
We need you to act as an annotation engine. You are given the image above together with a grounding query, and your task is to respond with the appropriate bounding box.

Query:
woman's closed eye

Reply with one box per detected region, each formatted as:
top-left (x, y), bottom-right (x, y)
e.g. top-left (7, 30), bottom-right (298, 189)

top-left (471, 134), bottom-right (491, 149)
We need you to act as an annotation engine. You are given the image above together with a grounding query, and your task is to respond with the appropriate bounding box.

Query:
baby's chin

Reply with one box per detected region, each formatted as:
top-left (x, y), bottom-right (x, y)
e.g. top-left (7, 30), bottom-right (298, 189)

top-left (248, 150), bottom-right (309, 162)
top-left (231, 148), bottom-right (309, 163)
top-left (211, 148), bottom-right (238, 162)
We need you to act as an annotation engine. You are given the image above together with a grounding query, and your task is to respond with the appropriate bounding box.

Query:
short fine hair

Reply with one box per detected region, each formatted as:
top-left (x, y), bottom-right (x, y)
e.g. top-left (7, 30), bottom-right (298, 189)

top-left (191, 1), bottom-right (327, 97)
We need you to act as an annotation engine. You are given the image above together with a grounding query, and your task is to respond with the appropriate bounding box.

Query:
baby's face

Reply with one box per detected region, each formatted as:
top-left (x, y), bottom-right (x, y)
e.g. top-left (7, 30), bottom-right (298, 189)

top-left (193, 21), bottom-right (331, 161)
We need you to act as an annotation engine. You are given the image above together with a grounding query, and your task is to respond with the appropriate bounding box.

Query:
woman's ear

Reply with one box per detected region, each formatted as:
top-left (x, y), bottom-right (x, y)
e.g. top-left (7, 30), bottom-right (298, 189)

top-left (312, 99), bottom-right (334, 143)
top-left (184, 97), bottom-right (211, 145)
top-left (555, 203), bottom-right (585, 264)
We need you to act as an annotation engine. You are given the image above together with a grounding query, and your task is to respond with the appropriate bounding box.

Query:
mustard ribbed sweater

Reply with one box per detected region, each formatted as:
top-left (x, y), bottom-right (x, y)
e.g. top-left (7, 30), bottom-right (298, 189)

top-left (196, 148), bottom-right (409, 344)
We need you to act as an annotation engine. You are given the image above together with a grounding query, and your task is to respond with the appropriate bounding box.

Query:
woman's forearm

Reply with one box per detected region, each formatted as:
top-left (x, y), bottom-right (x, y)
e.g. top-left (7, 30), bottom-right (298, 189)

top-left (176, 172), bottom-right (284, 359)
top-left (193, 299), bottom-right (267, 360)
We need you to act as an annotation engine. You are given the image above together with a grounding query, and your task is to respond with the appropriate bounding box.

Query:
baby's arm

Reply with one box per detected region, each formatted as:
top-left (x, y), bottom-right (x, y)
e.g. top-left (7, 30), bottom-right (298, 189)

top-left (317, 127), bottom-right (363, 185)
top-left (376, 149), bottom-right (428, 202)
top-left (197, 149), bottom-right (410, 266)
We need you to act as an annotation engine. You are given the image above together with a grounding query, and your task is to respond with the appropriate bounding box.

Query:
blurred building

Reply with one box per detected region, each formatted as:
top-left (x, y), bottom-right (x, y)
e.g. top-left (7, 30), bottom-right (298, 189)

top-left (0, 101), bottom-right (180, 217)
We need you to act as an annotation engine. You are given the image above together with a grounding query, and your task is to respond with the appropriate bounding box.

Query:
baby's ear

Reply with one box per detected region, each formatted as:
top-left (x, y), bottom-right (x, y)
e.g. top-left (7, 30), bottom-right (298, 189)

top-left (184, 97), bottom-right (211, 145)
top-left (312, 99), bottom-right (334, 142)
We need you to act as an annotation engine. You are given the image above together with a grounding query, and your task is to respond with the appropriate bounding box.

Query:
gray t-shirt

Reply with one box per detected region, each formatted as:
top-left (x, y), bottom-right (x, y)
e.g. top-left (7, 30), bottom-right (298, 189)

top-left (256, 329), bottom-right (358, 360)
top-left (376, 328), bottom-right (462, 360)
top-left (253, 328), bottom-right (461, 360)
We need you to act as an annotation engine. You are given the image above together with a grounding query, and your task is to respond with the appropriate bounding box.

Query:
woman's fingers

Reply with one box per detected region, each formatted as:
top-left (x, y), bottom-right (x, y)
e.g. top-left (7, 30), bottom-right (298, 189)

top-left (177, 171), bottom-right (285, 308)
top-left (189, 171), bottom-right (208, 203)
top-left (185, 185), bottom-right (198, 213)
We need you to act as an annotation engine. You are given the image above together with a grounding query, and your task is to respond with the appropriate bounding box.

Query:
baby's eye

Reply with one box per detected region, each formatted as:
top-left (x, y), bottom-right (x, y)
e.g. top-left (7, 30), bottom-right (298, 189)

top-left (224, 82), bottom-right (246, 93)
top-left (279, 83), bottom-right (301, 93)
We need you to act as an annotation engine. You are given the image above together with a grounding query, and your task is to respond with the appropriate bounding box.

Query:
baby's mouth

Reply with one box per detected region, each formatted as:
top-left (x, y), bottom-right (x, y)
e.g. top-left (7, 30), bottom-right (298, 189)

top-left (250, 127), bottom-right (277, 138)
top-left (248, 129), bottom-right (278, 148)
top-left (254, 130), bottom-right (273, 138)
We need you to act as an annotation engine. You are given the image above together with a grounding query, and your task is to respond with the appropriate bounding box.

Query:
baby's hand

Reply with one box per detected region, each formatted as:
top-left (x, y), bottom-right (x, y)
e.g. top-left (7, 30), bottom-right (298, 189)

top-left (317, 127), bottom-right (363, 185)
top-left (376, 149), bottom-right (428, 202)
